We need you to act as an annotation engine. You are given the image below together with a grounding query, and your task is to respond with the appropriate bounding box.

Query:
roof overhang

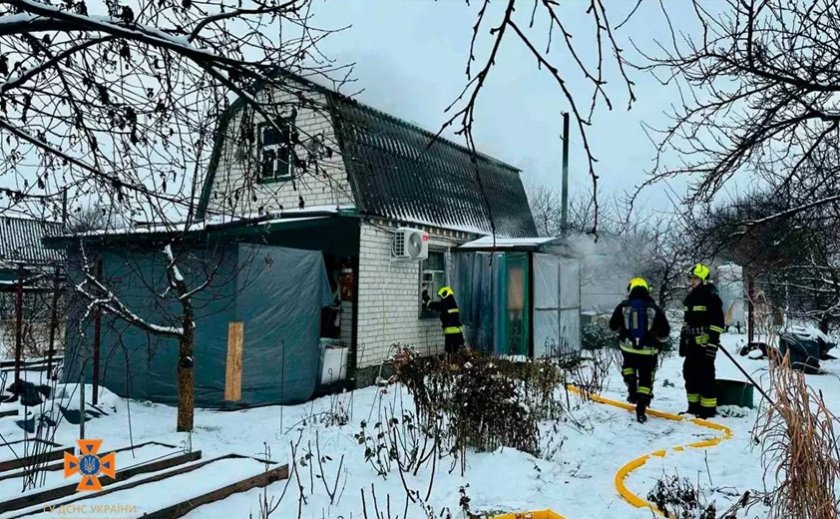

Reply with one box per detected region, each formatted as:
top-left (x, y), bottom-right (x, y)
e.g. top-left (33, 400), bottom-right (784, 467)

top-left (44, 211), bottom-right (357, 249)
top-left (458, 236), bottom-right (561, 252)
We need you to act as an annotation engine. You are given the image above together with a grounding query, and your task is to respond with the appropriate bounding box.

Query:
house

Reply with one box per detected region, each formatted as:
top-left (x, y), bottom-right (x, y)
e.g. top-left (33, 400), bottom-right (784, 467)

top-left (53, 71), bottom-right (579, 408)
top-left (0, 216), bottom-right (64, 378)
top-left (195, 71), bottom-right (547, 378)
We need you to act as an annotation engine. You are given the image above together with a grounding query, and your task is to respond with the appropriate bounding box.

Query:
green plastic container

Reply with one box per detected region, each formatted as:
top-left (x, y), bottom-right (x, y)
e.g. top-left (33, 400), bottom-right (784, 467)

top-left (716, 378), bottom-right (754, 409)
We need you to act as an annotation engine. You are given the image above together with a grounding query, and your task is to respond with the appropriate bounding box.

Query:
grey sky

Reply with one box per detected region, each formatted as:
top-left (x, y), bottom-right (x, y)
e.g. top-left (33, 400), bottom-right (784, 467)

top-left (311, 0), bottom-right (703, 213)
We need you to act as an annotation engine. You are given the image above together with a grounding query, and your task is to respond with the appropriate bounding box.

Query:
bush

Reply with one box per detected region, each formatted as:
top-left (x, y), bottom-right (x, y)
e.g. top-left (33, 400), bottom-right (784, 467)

top-left (391, 348), bottom-right (566, 460)
top-left (582, 315), bottom-right (615, 350)
top-left (647, 476), bottom-right (717, 519)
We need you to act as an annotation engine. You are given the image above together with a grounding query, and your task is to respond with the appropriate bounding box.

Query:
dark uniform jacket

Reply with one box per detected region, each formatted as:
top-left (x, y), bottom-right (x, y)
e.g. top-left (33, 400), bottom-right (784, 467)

top-left (427, 294), bottom-right (462, 333)
top-left (609, 288), bottom-right (671, 352)
top-left (682, 283), bottom-right (726, 345)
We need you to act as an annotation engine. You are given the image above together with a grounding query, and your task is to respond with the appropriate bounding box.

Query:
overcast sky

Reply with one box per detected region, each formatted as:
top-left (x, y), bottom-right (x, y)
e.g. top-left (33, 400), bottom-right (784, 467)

top-left (309, 0), bottom-right (714, 214)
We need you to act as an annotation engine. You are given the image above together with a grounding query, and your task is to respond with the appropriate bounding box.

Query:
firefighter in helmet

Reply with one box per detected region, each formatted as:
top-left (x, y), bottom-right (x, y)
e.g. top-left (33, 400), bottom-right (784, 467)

top-left (609, 277), bottom-right (671, 423)
top-left (422, 286), bottom-right (465, 354)
top-left (680, 263), bottom-right (725, 418)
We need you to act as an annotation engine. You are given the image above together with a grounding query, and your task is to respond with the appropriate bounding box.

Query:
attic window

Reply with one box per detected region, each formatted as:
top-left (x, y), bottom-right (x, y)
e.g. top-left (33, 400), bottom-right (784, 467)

top-left (258, 119), bottom-right (294, 182)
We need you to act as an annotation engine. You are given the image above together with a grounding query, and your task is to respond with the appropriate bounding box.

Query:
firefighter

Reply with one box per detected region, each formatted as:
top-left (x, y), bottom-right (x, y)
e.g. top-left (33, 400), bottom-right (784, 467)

top-left (422, 286), bottom-right (465, 354)
top-left (680, 263), bottom-right (725, 418)
top-left (609, 277), bottom-right (671, 423)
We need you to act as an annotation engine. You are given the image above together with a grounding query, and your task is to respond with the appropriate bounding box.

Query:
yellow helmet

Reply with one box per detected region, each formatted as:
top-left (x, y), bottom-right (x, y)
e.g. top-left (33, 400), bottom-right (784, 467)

top-left (690, 263), bottom-right (711, 282)
top-left (627, 277), bottom-right (649, 292)
top-left (438, 286), bottom-right (454, 298)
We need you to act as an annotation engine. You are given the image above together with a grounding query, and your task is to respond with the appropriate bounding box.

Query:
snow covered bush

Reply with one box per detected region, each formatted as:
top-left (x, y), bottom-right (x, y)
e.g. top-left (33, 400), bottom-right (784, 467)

top-left (582, 315), bottom-right (614, 350)
top-left (391, 348), bottom-right (567, 463)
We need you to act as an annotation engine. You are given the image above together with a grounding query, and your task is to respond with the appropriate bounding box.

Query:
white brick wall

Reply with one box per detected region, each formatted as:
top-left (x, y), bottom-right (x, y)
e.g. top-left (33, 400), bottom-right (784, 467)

top-left (355, 220), bottom-right (471, 368)
top-left (340, 301), bottom-right (353, 346)
top-left (205, 82), bottom-right (355, 216)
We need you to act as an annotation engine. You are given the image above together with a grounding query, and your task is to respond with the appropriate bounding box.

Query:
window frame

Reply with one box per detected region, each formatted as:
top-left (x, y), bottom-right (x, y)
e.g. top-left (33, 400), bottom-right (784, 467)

top-left (257, 118), bottom-right (295, 184)
top-left (419, 251), bottom-right (447, 320)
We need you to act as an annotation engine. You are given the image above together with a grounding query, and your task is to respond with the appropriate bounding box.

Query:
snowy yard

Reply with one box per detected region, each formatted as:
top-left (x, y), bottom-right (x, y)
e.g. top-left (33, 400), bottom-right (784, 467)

top-left (0, 332), bottom-right (835, 518)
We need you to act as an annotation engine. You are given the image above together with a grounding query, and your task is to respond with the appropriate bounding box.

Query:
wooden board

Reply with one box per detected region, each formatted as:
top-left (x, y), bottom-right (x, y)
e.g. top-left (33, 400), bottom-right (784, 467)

top-left (6, 454), bottom-right (276, 519)
top-left (0, 450), bottom-right (202, 514)
top-left (142, 463), bottom-right (289, 519)
top-left (0, 441), bottom-right (178, 483)
top-left (0, 444), bottom-right (72, 474)
top-left (225, 322), bottom-right (244, 401)
top-left (0, 409), bottom-right (19, 419)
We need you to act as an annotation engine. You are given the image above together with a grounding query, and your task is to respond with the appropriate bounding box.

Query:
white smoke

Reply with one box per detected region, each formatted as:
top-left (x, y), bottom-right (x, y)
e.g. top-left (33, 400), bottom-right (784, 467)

top-left (564, 233), bottom-right (660, 315)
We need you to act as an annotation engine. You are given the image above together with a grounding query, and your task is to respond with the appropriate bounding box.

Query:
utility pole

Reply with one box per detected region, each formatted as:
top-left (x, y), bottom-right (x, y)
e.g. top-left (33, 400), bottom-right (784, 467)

top-left (61, 188), bottom-right (68, 232)
top-left (560, 112), bottom-right (570, 236)
top-left (13, 265), bottom-right (24, 398)
top-left (747, 273), bottom-right (755, 346)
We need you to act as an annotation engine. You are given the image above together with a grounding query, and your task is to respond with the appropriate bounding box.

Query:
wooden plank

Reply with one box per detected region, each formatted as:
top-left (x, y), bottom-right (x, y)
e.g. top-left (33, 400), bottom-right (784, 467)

top-left (0, 441), bottom-right (179, 482)
top-left (0, 450), bottom-right (203, 514)
top-left (225, 322), bottom-right (244, 402)
top-left (0, 409), bottom-right (19, 419)
top-left (0, 446), bottom-right (73, 474)
top-left (142, 464), bottom-right (289, 519)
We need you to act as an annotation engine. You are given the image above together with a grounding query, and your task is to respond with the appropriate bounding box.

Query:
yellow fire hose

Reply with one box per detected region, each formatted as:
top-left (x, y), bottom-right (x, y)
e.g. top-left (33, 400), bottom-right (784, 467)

top-left (494, 386), bottom-right (733, 519)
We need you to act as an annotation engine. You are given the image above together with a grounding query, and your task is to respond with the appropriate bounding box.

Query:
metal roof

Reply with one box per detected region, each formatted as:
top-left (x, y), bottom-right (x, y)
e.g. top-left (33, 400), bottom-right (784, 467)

top-left (197, 70), bottom-right (538, 238)
top-left (0, 216), bottom-right (64, 267)
top-left (328, 94), bottom-right (538, 238)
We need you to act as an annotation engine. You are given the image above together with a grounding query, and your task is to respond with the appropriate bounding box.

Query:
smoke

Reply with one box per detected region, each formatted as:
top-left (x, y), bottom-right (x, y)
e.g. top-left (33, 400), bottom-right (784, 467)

top-left (565, 233), bottom-right (655, 314)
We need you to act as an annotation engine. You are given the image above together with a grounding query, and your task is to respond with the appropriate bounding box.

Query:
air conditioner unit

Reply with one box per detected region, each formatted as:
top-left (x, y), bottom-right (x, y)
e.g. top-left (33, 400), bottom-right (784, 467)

top-left (392, 228), bottom-right (430, 260)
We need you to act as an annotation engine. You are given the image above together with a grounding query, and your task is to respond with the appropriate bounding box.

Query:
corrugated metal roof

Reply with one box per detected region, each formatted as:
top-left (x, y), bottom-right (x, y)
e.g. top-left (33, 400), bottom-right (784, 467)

top-left (328, 94), bottom-right (538, 238)
top-left (0, 216), bottom-right (64, 266)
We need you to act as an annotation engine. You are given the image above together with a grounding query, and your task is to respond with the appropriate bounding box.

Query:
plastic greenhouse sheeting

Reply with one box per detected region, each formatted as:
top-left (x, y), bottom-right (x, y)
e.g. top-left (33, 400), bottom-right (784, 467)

top-left (534, 254), bottom-right (581, 358)
top-left (62, 243), bottom-right (332, 408)
top-left (453, 251), bottom-right (581, 358)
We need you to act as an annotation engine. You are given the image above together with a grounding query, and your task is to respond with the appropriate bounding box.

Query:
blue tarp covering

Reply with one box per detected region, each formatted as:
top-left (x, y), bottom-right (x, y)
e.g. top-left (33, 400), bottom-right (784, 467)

top-left (62, 243), bottom-right (332, 407)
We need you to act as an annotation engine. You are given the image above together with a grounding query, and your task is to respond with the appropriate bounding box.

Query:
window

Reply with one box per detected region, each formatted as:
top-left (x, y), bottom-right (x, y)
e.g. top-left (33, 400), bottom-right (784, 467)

top-left (419, 251), bottom-right (446, 319)
top-left (258, 117), bottom-right (295, 182)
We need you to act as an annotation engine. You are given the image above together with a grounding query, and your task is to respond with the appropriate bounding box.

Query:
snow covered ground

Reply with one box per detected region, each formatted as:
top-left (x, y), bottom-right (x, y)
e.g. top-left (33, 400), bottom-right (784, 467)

top-left (0, 332), bottom-right (837, 518)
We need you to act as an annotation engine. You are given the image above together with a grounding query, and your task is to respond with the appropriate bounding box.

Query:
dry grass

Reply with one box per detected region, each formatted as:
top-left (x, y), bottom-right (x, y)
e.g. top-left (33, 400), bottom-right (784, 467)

top-left (755, 350), bottom-right (840, 519)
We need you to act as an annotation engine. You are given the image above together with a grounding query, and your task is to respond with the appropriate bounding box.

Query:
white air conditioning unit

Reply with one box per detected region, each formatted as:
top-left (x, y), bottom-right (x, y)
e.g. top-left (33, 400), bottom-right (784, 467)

top-left (392, 228), bottom-right (430, 260)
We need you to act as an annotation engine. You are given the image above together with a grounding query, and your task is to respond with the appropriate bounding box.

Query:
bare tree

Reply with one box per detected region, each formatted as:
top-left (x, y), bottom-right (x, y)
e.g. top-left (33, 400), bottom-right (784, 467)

top-left (642, 0), bottom-right (840, 221)
top-left (0, 0), bottom-right (345, 431)
top-left (449, 1), bottom-right (641, 233)
top-left (530, 183), bottom-right (690, 309)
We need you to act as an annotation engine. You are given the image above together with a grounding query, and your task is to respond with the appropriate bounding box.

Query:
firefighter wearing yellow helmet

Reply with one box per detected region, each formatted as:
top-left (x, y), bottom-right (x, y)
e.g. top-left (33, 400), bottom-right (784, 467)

top-left (680, 263), bottom-right (725, 418)
top-left (609, 277), bottom-right (670, 423)
top-left (422, 285), bottom-right (465, 354)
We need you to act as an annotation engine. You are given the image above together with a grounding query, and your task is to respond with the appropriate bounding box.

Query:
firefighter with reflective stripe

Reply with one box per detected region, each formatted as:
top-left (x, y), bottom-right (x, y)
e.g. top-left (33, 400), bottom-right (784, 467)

top-left (680, 263), bottom-right (725, 418)
top-left (423, 286), bottom-right (465, 354)
top-left (609, 277), bottom-right (671, 423)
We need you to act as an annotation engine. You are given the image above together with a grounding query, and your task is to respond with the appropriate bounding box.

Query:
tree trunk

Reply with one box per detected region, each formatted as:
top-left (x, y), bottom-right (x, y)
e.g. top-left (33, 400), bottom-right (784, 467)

top-left (177, 319), bottom-right (195, 432)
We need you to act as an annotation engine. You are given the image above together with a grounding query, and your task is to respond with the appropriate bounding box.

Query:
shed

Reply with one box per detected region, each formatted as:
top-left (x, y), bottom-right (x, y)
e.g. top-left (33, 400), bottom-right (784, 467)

top-left (453, 237), bottom-right (581, 358)
top-left (57, 226), bottom-right (334, 408)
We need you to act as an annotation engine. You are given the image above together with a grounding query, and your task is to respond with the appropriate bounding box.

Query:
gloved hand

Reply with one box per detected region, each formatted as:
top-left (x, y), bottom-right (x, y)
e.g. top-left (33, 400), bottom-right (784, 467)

top-left (709, 331), bottom-right (721, 346)
top-left (705, 344), bottom-right (718, 359)
top-left (421, 289), bottom-right (430, 307)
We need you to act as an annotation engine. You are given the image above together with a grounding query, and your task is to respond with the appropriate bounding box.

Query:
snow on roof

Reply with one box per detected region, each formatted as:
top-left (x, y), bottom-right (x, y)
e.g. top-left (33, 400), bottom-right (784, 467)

top-left (458, 236), bottom-right (558, 250)
top-left (205, 205), bottom-right (355, 226)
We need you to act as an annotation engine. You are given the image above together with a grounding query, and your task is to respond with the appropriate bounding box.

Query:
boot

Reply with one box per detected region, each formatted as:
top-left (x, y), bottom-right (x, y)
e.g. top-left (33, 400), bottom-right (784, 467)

top-left (681, 402), bottom-right (701, 416)
top-left (626, 393), bottom-right (638, 404)
top-left (698, 407), bottom-right (717, 419)
top-left (636, 401), bottom-right (648, 423)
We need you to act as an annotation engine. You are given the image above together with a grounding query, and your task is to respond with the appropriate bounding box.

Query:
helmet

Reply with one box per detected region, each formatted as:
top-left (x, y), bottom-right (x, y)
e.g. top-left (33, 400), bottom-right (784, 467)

top-left (438, 286), bottom-right (454, 298)
top-left (627, 277), bottom-right (649, 292)
top-left (690, 263), bottom-right (710, 282)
